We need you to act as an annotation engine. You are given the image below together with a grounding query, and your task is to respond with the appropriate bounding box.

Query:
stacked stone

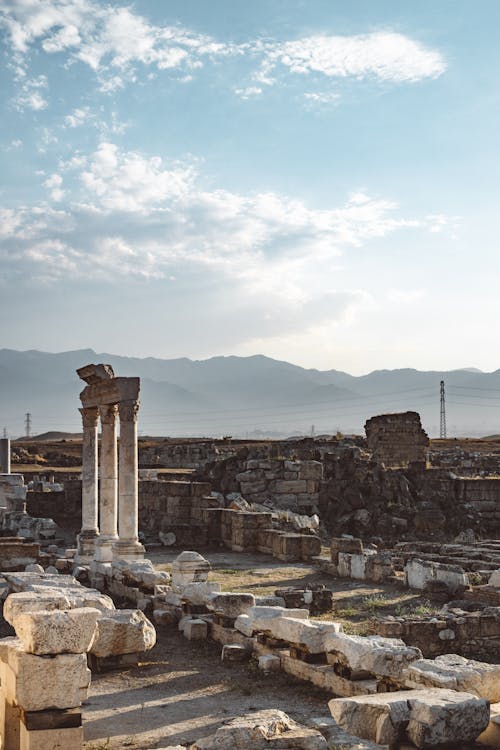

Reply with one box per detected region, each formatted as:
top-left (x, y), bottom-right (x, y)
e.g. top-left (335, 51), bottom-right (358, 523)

top-left (0, 592), bottom-right (100, 749)
top-left (139, 479), bottom-right (214, 547)
top-left (329, 537), bottom-right (395, 583)
top-left (235, 458), bottom-right (323, 513)
top-left (365, 411), bottom-right (429, 468)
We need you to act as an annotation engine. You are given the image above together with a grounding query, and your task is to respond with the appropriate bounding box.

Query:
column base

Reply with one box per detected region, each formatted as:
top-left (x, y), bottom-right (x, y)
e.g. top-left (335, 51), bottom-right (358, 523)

top-left (94, 535), bottom-right (118, 562)
top-left (75, 529), bottom-right (99, 563)
top-left (113, 539), bottom-right (145, 561)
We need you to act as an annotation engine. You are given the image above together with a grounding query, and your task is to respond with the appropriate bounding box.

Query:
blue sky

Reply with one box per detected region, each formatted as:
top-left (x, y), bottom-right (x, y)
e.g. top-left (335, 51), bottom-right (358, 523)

top-left (1, 0), bottom-right (499, 374)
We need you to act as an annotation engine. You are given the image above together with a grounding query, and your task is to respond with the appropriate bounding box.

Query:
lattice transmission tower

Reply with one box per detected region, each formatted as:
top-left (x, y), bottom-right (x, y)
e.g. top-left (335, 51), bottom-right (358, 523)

top-left (439, 380), bottom-right (447, 439)
top-left (24, 412), bottom-right (32, 438)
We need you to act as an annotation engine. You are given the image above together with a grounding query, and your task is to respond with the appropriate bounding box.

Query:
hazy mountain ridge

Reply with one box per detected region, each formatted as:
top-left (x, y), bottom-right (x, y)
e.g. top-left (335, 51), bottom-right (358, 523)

top-left (0, 349), bottom-right (498, 438)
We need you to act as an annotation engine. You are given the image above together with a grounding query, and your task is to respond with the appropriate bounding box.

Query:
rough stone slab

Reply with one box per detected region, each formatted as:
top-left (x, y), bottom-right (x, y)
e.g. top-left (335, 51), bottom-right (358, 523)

top-left (308, 718), bottom-right (387, 750)
top-left (329, 688), bottom-right (489, 747)
top-left (171, 551), bottom-right (210, 587)
top-left (206, 592), bottom-right (255, 618)
top-left (192, 709), bottom-right (327, 750)
top-left (19, 723), bottom-right (83, 750)
top-left (406, 653), bottom-right (500, 701)
top-left (13, 608), bottom-right (100, 655)
top-left (90, 609), bottom-right (156, 657)
top-left (3, 592), bottom-right (71, 626)
top-left (324, 632), bottom-right (421, 679)
top-left (477, 701), bottom-right (500, 749)
top-left (179, 581), bottom-right (221, 605)
top-left (235, 606), bottom-right (309, 637)
top-left (0, 637), bottom-right (90, 711)
top-left (269, 617), bottom-right (342, 653)
top-left (221, 644), bottom-right (249, 662)
top-left (258, 654), bottom-right (281, 672)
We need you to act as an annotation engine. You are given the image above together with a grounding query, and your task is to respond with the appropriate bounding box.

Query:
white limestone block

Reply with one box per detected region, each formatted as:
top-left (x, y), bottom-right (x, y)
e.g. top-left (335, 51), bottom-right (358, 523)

top-left (192, 709), bottom-right (327, 750)
top-left (269, 617), bottom-right (342, 653)
top-left (178, 581), bottom-right (221, 605)
top-left (406, 653), bottom-right (500, 702)
top-left (24, 565), bottom-right (44, 574)
top-left (324, 632), bottom-right (422, 679)
top-left (12, 608), bottom-right (100, 655)
top-left (19, 724), bottom-right (83, 750)
top-left (90, 609), bottom-right (156, 657)
top-left (234, 605), bottom-right (309, 636)
top-left (0, 637), bottom-right (91, 711)
top-left (329, 689), bottom-right (489, 747)
top-left (258, 654), bottom-right (281, 672)
top-left (171, 550), bottom-right (210, 588)
top-left (3, 592), bottom-right (71, 626)
top-left (488, 569), bottom-right (500, 587)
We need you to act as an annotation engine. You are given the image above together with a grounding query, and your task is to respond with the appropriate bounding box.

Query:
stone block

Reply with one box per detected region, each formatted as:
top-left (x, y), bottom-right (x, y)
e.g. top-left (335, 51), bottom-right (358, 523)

top-left (269, 617), bottom-right (342, 653)
top-left (192, 709), bottom-right (327, 750)
top-left (12, 608), bottom-right (100, 655)
top-left (3, 592), bottom-right (71, 626)
top-left (171, 551), bottom-right (210, 587)
top-left (324, 632), bottom-right (421, 679)
top-left (90, 610), bottom-right (156, 657)
top-left (301, 535), bottom-right (321, 560)
top-left (329, 689), bottom-right (489, 747)
top-left (221, 644), bottom-right (249, 662)
top-left (258, 654), bottom-right (281, 672)
top-left (206, 592), bottom-right (255, 618)
top-left (184, 619), bottom-right (207, 640)
top-left (406, 653), bottom-right (500, 701)
top-left (19, 724), bottom-right (83, 750)
top-left (234, 606), bottom-right (309, 637)
top-left (0, 637), bottom-right (90, 711)
top-left (178, 581), bottom-right (221, 605)
top-left (274, 480), bottom-right (308, 494)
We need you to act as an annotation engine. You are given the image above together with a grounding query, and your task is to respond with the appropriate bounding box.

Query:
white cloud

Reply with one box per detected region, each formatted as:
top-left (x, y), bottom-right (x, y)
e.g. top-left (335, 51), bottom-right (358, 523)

top-left (303, 91), bottom-right (341, 105)
top-left (260, 32), bottom-right (446, 84)
top-left (14, 74), bottom-right (48, 111)
top-left (1, 0), bottom-right (237, 89)
top-left (43, 173), bottom-right (64, 201)
top-left (64, 106), bottom-right (91, 127)
top-left (1, 3), bottom-right (445, 97)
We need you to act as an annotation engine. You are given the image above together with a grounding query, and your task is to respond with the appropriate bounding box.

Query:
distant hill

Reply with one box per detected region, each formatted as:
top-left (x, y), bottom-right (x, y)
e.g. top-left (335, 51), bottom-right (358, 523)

top-left (1, 348), bottom-right (500, 438)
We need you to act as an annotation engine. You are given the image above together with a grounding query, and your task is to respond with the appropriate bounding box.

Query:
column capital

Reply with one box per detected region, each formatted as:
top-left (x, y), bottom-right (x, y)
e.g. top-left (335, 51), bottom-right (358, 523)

top-left (118, 399), bottom-right (140, 423)
top-left (79, 405), bottom-right (99, 429)
top-left (99, 403), bottom-right (118, 425)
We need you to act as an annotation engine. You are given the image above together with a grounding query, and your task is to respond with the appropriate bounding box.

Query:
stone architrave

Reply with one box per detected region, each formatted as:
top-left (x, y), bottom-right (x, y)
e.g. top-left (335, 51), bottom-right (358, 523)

top-left (113, 400), bottom-right (144, 560)
top-left (94, 404), bottom-right (118, 562)
top-left (76, 406), bottom-right (99, 560)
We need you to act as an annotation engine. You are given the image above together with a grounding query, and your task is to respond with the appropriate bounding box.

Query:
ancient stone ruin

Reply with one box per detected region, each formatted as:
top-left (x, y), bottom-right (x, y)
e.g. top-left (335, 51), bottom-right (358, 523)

top-left (365, 411), bottom-right (429, 468)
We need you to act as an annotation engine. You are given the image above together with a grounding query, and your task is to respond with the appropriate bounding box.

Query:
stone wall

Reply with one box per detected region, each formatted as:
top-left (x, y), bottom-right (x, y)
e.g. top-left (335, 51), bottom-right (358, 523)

top-left (371, 607), bottom-right (500, 661)
top-left (365, 411), bottom-right (429, 468)
top-left (139, 441), bottom-right (228, 469)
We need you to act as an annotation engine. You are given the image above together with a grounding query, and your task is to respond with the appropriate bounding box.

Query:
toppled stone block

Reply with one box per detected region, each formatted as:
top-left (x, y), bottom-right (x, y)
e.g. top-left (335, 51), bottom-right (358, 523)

top-left (269, 617), bottom-right (342, 654)
top-left (179, 581), bottom-right (221, 605)
top-left (171, 550), bottom-right (210, 588)
top-left (90, 610), bottom-right (156, 657)
top-left (192, 709), bottom-right (327, 750)
top-left (489, 569), bottom-right (500, 587)
top-left (0, 637), bottom-right (91, 711)
top-left (331, 537), bottom-right (363, 560)
top-left (235, 606), bottom-right (309, 637)
top-left (406, 653), bottom-right (500, 701)
top-left (329, 688), bottom-right (489, 747)
top-left (184, 619), bottom-right (208, 641)
top-left (324, 632), bottom-right (421, 679)
top-left (206, 592), bottom-right (255, 618)
top-left (12, 607), bottom-right (100, 655)
top-left (405, 558), bottom-right (467, 594)
top-left (112, 559), bottom-right (170, 589)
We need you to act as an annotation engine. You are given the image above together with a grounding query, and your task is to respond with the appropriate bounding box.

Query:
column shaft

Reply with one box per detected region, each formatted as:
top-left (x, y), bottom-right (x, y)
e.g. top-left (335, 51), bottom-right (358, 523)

top-left (114, 400), bottom-right (144, 559)
top-left (76, 407), bottom-right (99, 560)
top-left (95, 404), bottom-right (118, 561)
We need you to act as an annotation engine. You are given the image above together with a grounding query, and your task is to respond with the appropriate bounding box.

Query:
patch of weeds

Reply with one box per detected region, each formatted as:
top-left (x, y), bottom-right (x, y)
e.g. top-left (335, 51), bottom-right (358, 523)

top-left (361, 594), bottom-right (392, 612)
top-left (341, 620), bottom-right (371, 636)
top-left (218, 569), bottom-right (241, 575)
top-left (335, 605), bottom-right (359, 617)
top-left (412, 600), bottom-right (440, 616)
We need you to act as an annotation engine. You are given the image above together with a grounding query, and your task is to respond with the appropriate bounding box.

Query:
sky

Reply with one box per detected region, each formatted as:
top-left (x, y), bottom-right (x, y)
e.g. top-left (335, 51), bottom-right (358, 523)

top-left (1, 0), bottom-right (499, 375)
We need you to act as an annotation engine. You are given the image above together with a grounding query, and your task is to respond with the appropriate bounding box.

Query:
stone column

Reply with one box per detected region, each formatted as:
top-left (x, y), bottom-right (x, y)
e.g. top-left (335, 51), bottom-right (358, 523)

top-left (94, 404), bottom-right (118, 562)
top-left (76, 406), bottom-right (99, 561)
top-left (114, 400), bottom-right (145, 560)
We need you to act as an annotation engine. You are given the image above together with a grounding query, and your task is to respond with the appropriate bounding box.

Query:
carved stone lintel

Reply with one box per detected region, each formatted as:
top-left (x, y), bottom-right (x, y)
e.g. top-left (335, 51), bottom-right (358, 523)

top-left (99, 403), bottom-right (118, 425)
top-left (118, 400), bottom-right (139, 423)
top-left (79, 406), bottom-right (99, 429)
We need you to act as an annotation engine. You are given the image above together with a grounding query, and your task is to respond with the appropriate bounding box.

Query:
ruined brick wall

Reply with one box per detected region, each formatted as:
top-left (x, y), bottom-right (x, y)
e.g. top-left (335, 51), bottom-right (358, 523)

top-left (371, 608), bottom-right (500, 661)
top-left (27, 480), bottom-right (82, 531)
top-left (365, 411), bottom-right (429, 468)
top-left (139, 441), bottom-right (230, 469)
top-left (139, 479), bottom-right (214, 546)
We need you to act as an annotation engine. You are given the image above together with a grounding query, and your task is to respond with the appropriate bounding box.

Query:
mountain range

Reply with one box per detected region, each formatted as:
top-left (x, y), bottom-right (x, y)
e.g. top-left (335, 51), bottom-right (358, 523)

top-left (1, 348), bottom-right (499, 438)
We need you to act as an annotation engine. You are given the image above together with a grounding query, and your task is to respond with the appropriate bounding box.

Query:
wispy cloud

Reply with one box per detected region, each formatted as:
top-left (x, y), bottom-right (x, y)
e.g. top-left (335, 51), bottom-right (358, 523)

top-left (14, 74), bottom-right (48, 111)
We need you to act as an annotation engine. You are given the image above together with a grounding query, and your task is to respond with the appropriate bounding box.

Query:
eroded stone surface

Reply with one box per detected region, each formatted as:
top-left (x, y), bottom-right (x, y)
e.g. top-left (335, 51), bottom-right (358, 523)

top-left (324, 632), bottom-right (421, 679)
top-left (90, 609), bottom-right (156, 657)
top-left (3, 591), bottom-right (71, 626)
top-left (12, 607), bottom-right (100, 655)
top-left (192, 709), bottom-right (327, 750)
top-left (0, 636), bottom-right (91, 711)
top-left (406, 653), bottom-right (500, 702)
top-left (329, 688), bottom-right (489, 747)
top-left (234, 606), bottom-right (309, 637)
top-left (206, 592), bottom-right (255, 618)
